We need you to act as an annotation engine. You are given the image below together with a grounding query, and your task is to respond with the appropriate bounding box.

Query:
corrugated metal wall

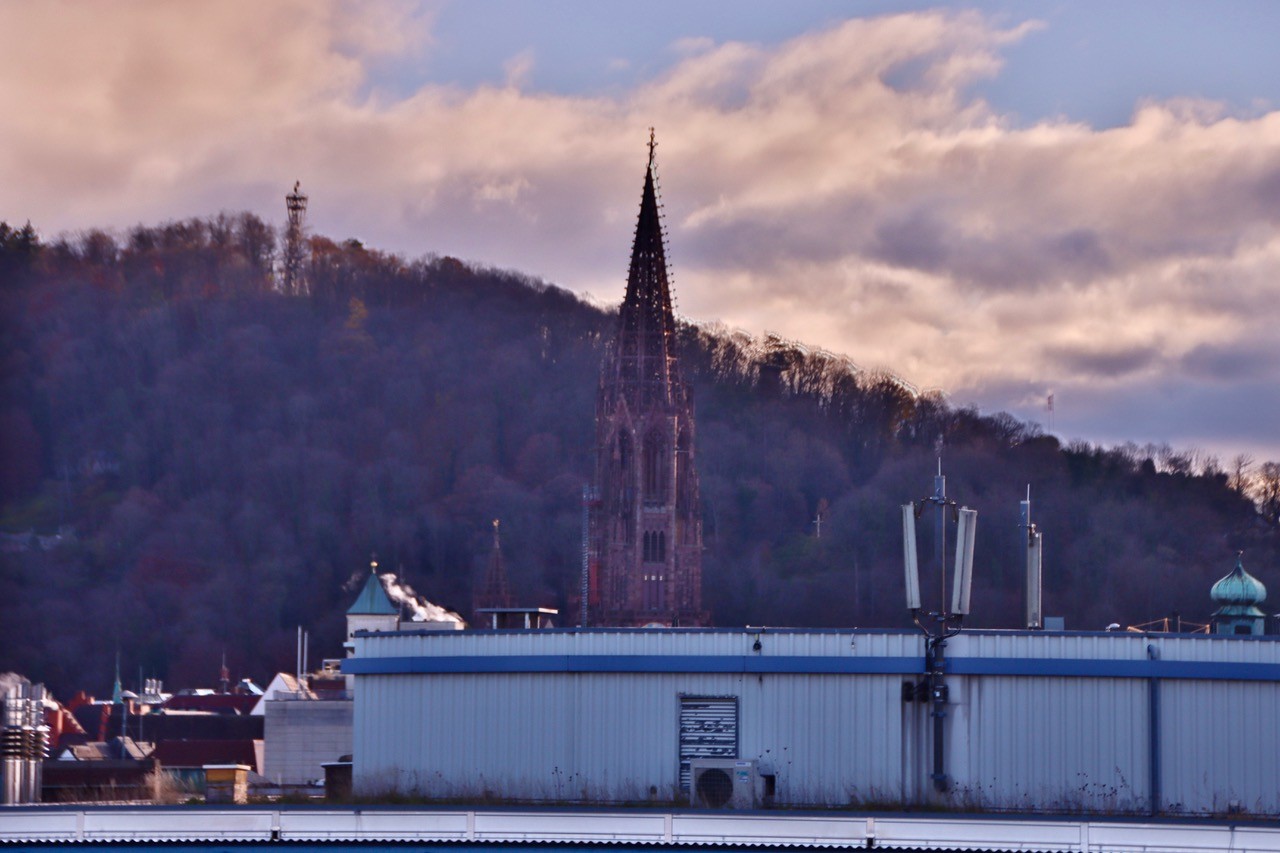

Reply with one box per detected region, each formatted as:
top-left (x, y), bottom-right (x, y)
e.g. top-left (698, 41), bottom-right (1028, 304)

top-left (263, 699), bottom-right (353, 786)
top-left (1161, 679), bottom-right (1280, 814)
top-left (350, 629), bottom-right (1280, 814)
top-left (953, 631), bottom-right (1280, 663)
top-left (951, 674), bottom-right (1150, 812)
top-left (355, 670), bottom-right (910, 803)
top-left (353, 628), bottom-right (923, 660)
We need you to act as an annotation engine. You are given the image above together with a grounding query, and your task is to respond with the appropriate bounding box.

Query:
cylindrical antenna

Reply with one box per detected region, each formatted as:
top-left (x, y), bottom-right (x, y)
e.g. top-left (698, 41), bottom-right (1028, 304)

top-left (1026, 531), bottom-right (1043, 629)
top-left (902, 504), bottom-right (921, 611)
top-left (951, 508), bottom-right (977, 616)
top-left (1022, 485), bottom-right (1042, 629)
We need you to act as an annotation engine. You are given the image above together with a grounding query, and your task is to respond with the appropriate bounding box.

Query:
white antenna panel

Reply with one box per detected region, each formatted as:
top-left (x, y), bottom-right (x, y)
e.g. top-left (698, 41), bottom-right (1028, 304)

top-left (902, 504), bottom-right (920, 611)
top-left (951, 508), bottom-right (977, 616)
top-left (1026, 530), bottom-right (1043, 629)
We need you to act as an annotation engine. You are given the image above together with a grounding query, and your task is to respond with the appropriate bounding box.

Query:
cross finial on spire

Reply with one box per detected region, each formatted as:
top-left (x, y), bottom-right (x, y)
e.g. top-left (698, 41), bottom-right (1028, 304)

top-left (370, 551), bottom-right (378, 574)
top-left (492, 519), bottom-right (501, 549)
top-left (648, 127), bottom-right (657, 169)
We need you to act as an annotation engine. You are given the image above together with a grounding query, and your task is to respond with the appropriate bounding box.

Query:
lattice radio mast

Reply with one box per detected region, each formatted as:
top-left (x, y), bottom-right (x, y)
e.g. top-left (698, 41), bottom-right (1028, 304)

top-left (283, 180), bottom-right (309, 296)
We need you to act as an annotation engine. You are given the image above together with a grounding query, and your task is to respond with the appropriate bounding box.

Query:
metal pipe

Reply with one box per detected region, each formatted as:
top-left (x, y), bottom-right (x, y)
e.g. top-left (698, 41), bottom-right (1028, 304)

top-left (1148, 643), bottom-right (1161, 816)
top-left (929, 636), bottom-right (949, 792)
top-left (581, 485), bottom-right (591, 627)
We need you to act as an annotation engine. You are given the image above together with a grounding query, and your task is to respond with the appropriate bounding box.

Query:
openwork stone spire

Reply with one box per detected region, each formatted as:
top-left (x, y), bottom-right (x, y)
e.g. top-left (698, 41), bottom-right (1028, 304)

top-left (589, 132), bottom-right (705, 627)
top-left (604, 132), bottom-right (683, 413)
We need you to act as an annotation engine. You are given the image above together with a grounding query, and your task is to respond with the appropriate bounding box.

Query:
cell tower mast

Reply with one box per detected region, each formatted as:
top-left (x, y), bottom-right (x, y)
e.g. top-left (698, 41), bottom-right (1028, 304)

top-left (901, 462), bottom-right (978, 793)
top-left (283, 180), bottom-right (309, 296)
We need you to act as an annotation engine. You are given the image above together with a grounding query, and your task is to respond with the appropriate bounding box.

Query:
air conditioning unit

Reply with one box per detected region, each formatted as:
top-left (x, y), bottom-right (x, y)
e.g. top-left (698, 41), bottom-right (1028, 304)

top-left (689, 758), bottom-right (759, 809)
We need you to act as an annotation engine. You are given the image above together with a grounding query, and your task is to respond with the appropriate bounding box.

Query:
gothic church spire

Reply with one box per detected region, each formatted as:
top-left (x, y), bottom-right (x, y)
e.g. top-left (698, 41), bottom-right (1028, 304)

top-left (606, 129), bottom-right (683, 412)
top-left (590, 132), bottom-right (705, 627)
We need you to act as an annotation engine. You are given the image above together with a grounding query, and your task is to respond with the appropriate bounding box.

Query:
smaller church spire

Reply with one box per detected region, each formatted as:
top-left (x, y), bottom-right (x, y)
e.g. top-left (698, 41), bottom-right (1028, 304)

top-left (348, 555), bottom-right (397, 616)
top-left (474, 519), bottom-right (514, 621)
top-left (111, 651), bottom-right (123, 705)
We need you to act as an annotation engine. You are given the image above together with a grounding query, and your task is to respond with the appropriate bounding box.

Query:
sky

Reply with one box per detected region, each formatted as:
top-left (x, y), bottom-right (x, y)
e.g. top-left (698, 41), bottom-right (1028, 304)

top-left (3, 0), bottom-right (1280, 464)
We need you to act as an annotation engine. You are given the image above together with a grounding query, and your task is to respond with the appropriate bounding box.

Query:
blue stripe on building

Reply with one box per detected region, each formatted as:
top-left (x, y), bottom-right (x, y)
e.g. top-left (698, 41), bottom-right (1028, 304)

top-left (343, 654), bottom-right (1280, 682)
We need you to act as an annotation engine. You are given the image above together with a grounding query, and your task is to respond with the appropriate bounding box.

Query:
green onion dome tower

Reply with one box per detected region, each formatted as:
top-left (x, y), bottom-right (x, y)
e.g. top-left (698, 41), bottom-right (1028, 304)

top-left (1210, 552), bottom-right (1267, 636)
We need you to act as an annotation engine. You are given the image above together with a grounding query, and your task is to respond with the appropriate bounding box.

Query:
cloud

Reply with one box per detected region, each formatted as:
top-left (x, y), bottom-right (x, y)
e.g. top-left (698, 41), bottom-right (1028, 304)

top-left (1045, 343), bottom-right (1159, 380)
top-left (1180, 342), bottom-right (1277, 382)
top-left (3, 4), bottom-right (1279, 458)
top-left (503, 50), bottom-right (536, 89)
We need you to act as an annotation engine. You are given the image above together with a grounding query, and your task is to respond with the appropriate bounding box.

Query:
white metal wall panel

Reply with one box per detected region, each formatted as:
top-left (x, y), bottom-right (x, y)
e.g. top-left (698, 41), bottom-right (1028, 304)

top-left (952, 674), bottom-right (1149, 811)
top-left (263, 699), bottom-right (353, 786)
top-left (952, 631), bottom-right (1280, 663)
top-left (1160, 678), bottom-right (1280, 814)
top-left (357, 628), bottom-right (1280, 665)
top-left (355, 669), bottom-right (912, 805)
top-left (353, 629), bottom-right (923, 661)
top-left (746, 673), bottom-right (907, 805)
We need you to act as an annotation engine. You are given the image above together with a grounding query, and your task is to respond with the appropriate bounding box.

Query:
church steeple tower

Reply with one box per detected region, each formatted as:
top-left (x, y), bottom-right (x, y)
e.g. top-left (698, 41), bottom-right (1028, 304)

top-left (474, 519), bottom-right (514, 623)
top-left (590, 132), bottom-right (705, 627)
top-left (606, 132), bottom-right (682, 412)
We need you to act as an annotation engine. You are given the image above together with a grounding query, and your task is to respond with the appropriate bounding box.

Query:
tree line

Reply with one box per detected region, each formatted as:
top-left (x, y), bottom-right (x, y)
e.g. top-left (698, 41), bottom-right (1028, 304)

top-left (1, 215), bottom-right (1276, 697)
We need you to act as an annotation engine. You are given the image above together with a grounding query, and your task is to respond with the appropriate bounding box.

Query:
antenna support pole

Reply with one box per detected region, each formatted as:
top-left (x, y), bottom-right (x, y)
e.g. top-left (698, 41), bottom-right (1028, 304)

top-left (902, 460), bottom-right (978, 794)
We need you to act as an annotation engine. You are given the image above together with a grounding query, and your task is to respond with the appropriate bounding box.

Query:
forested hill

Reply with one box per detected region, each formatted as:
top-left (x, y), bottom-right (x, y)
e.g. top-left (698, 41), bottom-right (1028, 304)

top-left (2, 215), bottom-right (1277, 696)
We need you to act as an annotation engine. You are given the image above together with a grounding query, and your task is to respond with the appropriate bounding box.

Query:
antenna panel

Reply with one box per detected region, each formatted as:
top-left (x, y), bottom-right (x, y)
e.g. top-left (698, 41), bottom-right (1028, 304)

top-left (1026, 531), bottom-right (1043, 629)
top-left (951, 508), bottom-right (976, 616)
top-left (902, 504), bottom-right (920, 611)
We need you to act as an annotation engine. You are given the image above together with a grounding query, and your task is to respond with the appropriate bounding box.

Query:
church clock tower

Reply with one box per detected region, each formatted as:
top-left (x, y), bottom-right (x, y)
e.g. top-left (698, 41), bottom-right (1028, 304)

top-left (590, 133), bottom-right (706, 627)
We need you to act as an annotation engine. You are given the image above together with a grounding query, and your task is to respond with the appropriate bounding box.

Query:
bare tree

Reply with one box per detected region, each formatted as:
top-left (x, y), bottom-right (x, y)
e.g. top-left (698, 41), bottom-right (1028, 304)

top-left (1229, 453), bottom-right (1255, 495)
top-left (1256, 461), bottom-right (1280, 526)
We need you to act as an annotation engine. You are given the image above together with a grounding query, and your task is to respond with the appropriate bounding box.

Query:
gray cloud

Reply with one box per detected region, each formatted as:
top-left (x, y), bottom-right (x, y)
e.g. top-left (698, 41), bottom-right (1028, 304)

top-left (1045, 343), bottom-right (1160, 379)
top-left (1180, 342), bottom-right (1278, 382)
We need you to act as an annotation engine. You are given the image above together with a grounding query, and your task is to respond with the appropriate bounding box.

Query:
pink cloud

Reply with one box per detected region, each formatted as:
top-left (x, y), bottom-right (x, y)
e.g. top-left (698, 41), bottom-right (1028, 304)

top-left (3, 4), bottom-right (1278, 457)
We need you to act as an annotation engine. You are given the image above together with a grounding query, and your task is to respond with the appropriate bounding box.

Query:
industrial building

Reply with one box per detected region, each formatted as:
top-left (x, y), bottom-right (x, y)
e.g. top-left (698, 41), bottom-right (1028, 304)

top-left (345, 627), bottom-right (1280, 816)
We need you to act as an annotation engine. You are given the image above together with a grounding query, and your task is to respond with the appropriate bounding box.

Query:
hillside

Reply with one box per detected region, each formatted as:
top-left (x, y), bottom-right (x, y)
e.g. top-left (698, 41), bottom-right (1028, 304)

top-left (1, 216), bottom-right (1276, 696)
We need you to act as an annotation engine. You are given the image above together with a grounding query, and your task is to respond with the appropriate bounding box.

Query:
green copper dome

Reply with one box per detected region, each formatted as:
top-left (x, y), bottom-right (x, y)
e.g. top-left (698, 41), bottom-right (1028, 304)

top-left (1210, 554), bottom-right (1266, 616)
